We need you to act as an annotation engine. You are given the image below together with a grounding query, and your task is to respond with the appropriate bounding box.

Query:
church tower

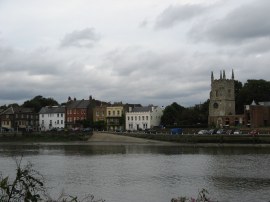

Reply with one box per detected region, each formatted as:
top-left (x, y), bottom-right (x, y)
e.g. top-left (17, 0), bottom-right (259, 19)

top-left (208, 70), bottom-right (235, 126)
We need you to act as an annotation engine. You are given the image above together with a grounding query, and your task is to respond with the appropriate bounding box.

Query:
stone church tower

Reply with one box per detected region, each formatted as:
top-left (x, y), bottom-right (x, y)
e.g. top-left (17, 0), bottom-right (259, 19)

top-left (208, 70), bottom-right (235, 127)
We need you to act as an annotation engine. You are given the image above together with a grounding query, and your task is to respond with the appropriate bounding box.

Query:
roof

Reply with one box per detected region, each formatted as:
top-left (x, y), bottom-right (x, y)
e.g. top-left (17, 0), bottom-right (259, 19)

top-left (66, 99), bottom-right (108, 109)
top-left (131, 106), bottom-right (157, 113)
top-left (39, 106), bottom-right (65, 114)
top-left (258, 102), bottom-right (270, 106)
top-left (66, 100), bottom-right (90, 109)
top-left (1, 107), bottom-right (35, 115)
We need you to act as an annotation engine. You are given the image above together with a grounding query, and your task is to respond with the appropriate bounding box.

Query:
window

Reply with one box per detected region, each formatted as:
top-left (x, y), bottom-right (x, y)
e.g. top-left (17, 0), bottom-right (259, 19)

top-left (61, 113), bottom-right (63, 117)
top-left (42, 114), bottom-right (44, 118)
top-left (139, 116), bottom-right (140, 121)
top-left (142, 116), bottom-right (144, 120)
top-left (131, 116), bottom-right (133, 121)
top-left (57, 120), bottom-right (59, 124)
top-left (135, 116), bottom-right (137, 121)
top-left (117, 110), bottom-right (120, 115)
top-left (113, 111), bottom-right (115, 116)
top-left (57, 114), bottom-right (59, 117)
top-left (108, 111), bottom-right (111, 116)
top-left (128, 116), bottom-right (130, 121)
top-left (146, 116), bottom-right (148, 121)
top-left (61, 120), bottom-right (63, 124)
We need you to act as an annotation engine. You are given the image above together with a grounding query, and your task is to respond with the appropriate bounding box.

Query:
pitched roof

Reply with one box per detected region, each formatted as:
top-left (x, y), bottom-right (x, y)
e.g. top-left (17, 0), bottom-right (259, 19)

top-left (39, 106), bottom-right (65, 114)
top-left (131, 106), bottom-right (156, 113)
top-left (66, 100), bottom-right (90, 109)
top-left (1, 107), bottom-right (35, 115)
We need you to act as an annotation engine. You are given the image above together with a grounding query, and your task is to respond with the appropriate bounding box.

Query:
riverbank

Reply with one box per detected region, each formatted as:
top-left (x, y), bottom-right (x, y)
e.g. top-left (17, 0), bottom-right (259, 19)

top-left (0, 132), bottom-right (91, 142)
top-left (107, 131), bottom-right (270, 145)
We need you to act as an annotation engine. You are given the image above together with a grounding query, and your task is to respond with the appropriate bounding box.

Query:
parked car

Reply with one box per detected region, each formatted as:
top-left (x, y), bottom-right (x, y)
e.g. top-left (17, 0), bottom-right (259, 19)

top-left (208, 129), bottom-right (218, 135)
top-left (82, 127), bottom-right (92, 132)
top-left (233, 130), bottom-right (242, 135)
top-left (145, 129), bottom-right (157, 134)
top-left (197, 130), bottom-right (208, 135)
top-left (226, 129), bottom-right (234, 135)
top-left (249, 129), bottom-right (259, 136)
top-left (216, 129), bottom-right (226, 134)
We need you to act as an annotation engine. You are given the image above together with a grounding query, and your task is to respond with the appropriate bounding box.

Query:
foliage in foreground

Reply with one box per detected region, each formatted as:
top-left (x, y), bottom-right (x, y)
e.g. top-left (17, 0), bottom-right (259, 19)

top-left (171, 189), bottom-right (217, 202)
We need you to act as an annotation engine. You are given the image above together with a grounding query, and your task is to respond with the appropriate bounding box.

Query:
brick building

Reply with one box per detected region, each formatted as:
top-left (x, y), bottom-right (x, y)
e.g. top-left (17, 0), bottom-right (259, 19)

top-left (245, 101), bottom-right (270, 128)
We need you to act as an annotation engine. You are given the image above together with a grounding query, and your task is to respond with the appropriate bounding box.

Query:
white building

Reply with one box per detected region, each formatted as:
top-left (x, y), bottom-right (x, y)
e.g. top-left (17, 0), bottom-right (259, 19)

top-left (39, 106), bottom-right (65, 131)
top-left (125, 106), bottom-right (163, 131)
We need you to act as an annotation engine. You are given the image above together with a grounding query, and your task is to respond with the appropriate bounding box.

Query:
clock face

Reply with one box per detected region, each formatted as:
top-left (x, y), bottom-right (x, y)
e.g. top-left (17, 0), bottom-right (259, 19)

top-left (213, 102), bottom-right (219, 109)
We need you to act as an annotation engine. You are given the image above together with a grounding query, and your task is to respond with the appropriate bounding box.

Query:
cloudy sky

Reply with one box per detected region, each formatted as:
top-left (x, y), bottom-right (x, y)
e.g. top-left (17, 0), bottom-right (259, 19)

top-left (0, 0), bottom-right (269, 107)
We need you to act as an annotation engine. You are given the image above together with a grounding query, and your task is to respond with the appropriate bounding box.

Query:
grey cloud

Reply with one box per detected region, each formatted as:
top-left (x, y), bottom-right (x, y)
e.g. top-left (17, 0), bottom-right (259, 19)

top-left (0, 47), bottom-right (62, 75)
top-left (191, 0), bottom-right (270, 44)
top-left (60, 28), bottom-right (100, 48)
top-left (155, 4), bottom-right (208, 29)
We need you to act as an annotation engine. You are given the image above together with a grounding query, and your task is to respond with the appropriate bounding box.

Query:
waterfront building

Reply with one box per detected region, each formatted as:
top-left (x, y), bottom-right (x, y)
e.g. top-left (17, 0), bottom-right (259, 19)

top-left (208, 70), bottom-right (244, 127)
top-left (39, 106), bottom-right (65, 131)
top-left (125, 105), bottom-right (163, 131)
top-left (65, 96), bottom-right (108, 129)
top-left (93, 105), bottom-right (107, 122)
top-left (0, 106), bottom-right (39, 131)
top-left (106, 104), bottom-right (124, 131)
top-left (245, 101), bottom-right (270, 128)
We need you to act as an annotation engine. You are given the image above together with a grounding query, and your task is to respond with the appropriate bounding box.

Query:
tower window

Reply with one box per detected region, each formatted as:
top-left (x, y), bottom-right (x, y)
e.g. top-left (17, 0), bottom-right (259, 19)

top-left (213, 103), bottom-right (219, 109)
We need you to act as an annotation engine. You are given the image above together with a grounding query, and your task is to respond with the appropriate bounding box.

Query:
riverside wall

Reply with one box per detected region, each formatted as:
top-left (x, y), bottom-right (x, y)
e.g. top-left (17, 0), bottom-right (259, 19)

top-left (112, 132), bottom-right (270, 144)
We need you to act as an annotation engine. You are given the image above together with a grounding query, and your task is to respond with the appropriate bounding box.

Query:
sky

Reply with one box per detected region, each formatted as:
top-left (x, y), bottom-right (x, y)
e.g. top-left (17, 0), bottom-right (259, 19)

top-left (0, 0), bottom-right (270, 107)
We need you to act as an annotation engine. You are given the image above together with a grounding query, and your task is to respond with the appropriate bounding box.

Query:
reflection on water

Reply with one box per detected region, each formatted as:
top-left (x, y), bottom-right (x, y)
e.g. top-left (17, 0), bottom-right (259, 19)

top-left (0, 143), bottom-right (270, 202)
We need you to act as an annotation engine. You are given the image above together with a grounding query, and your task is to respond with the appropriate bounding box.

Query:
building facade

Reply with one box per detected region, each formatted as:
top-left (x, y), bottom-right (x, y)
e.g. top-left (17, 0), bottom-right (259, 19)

top-left (93, 105), bottom-right (107, 122)
top-left (39, 106), bottom-right (65, 131)
top-left (245, 101), bottom-right (270, 128)
top-left (0, 106), bottom-right (39, 131)
top-left (106, 105), bottom-right (124, 131)
top-left (125, 106), bottom-right (163, 131)
top-left (208, 70), bottom-right (244, 127)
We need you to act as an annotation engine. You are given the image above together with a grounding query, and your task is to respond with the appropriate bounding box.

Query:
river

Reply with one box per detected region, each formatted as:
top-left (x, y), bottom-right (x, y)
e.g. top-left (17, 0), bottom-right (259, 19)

top-left (0, 143), bottom-right (270, 202)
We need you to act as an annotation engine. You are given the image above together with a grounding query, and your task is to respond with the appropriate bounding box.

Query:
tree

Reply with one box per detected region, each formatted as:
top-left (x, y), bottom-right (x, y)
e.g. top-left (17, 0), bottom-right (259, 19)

top-left (235, 79), bottom-right (270, 114)
top-left (22, 96), bottom-right (59, 112)
top-left (161, 102), bottom-right (185, 126)
top-left (234, 80), bottom-right (243, 114)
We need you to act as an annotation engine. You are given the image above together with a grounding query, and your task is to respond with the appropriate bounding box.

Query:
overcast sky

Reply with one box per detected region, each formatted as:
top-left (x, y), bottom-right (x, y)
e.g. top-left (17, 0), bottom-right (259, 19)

top-left (0, 0), bottom-right (269, 107)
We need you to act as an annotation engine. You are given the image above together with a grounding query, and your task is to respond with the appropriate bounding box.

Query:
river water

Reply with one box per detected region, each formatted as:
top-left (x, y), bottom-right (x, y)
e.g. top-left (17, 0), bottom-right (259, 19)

top-left (0, 143), bottom-right (270, 202)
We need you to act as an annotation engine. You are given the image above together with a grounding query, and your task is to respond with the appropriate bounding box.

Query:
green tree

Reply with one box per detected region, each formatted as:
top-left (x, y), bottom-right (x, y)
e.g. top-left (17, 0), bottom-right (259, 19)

top-left (161, 102), bottom-right (185, 126)
top-left (235, 79), bottom-right (270, 114)
top-left (22, 95), bottom-right (59, 112)
top-left (234, 80), bottom-right (243, 114)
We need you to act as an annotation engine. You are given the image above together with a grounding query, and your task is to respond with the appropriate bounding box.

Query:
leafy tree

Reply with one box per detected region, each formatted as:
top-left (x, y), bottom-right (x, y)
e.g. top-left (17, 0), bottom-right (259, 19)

top-left (22, 95), bottom-right (59, 112)
top-left (234, 80), bottom-right (243, 114)
top-left (161, 102), bottom-right (185, 126)
top-left (235, 79), bottom-right (270, 114)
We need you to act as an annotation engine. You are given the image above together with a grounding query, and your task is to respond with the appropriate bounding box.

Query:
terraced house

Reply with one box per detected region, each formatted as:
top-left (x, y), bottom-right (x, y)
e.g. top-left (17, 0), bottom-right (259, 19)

top-left (125, 105), bottom-right (163, 131)
top-left (65, 96), bottom-right (108, 129)
top-left (0, 106), bottom-right (39, 131)
top-left (106, 104), bottom-right (124, 131)
top-left (39, 106), bottom-right (65, 131)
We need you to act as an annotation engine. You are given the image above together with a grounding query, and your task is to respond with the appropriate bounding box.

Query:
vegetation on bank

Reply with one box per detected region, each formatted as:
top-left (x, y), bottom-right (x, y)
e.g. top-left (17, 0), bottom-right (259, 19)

top-left (0, 159), bottom-right (216, 202)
